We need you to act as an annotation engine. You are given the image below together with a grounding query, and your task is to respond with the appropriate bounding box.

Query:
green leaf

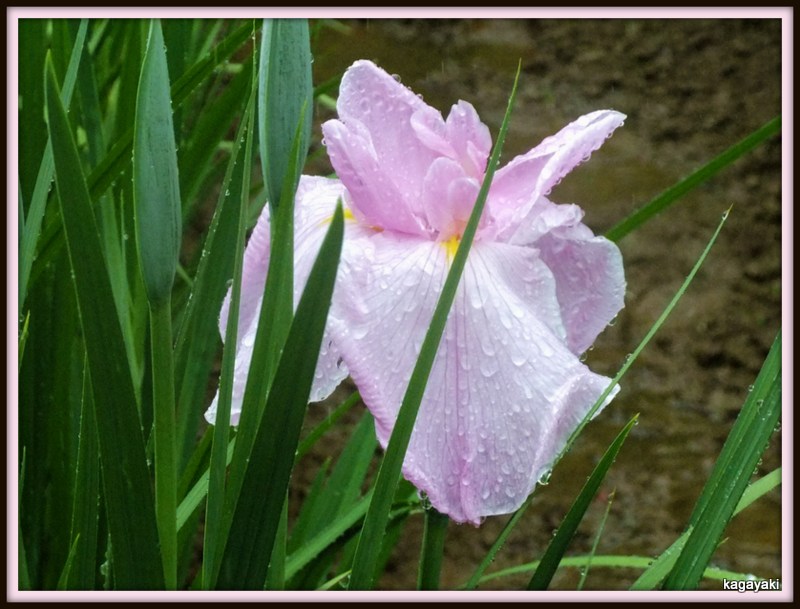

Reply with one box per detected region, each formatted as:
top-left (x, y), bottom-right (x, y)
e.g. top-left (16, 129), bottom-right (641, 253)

top-left (134, 19), bottom-right (182, 306)
top-left (632, 459), bottom-right (781, 590)
top-left (45, 54), bottom-right (164, 589)
top-left (172, 75), bottom-right (252, 470)
top-left (417, 508), bottom-right (449, 590)
top-left (347, 61), bottom-right (522, 592)
top-left (605, 117), bottom-right (780, 242)
top-left (474, 554), bottom-right (757, 588)
top-left (285, 485), bottom-right (419, 581)
top-left (211, 105), bottom-right (310, 587)
top-left (179, 53), bottom-right (254, 213)
top-left (578, 489), bottom-right (615, 590)
top-left (202, 72), bottom-right (257, 589)
top-left (663, 331), bottom-right (782, 590)
top-left (19, 19), bottom-right (87, 314)
top-left (630, 528), bottom-right (693, 591)
top-left (258, 18), bottom-right (313, 210)
top-left (56, 535), bottom-right (82, 591)
top-left (527, 414), bottom-right (638, 590)
top-left (735, 467), bottom-right (781, 516)
top-left (288, 411), bottom-right (378, 588)
top-left (65, 359), bottom-right (100, 590)
top-left (177, 439), bottom-right (236, 533)
top-left (32, 20), bottom-right (258, 286)
top-left (215, 204), bottom-right (345, 589)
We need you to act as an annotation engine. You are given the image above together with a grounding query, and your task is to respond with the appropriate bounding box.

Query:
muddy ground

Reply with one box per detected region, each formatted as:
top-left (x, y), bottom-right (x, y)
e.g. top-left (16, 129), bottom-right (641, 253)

top-left (287, 18), bottom-right (783, 590)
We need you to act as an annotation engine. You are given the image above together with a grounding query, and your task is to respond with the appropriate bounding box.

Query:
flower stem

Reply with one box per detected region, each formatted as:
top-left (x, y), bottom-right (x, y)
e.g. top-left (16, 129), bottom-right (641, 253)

top-left (417, 507), bottom-right (449, 590)
top-left (150, 300), bottom-right (177, 589)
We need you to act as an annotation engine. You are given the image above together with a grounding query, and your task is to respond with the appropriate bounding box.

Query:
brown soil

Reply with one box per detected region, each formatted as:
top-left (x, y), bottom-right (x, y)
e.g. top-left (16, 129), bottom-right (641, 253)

top-left (292, 17), bottom-right (782, 591)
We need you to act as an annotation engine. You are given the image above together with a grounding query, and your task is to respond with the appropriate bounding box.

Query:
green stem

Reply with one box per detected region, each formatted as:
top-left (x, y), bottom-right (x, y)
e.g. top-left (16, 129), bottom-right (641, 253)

top-left (150, 300), bottom-right (177, 589)
top-left (417, 507), bottom-right (449, 590)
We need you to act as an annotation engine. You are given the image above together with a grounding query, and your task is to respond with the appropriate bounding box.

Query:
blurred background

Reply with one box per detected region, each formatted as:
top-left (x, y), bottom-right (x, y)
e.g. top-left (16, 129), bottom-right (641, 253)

top-left (296, 18), bottom-right (782, 590)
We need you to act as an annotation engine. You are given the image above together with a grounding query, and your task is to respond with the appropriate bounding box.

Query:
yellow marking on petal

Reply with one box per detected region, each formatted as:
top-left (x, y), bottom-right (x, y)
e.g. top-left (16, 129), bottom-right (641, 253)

top-left (320, 207), bottom-right (356, 227)
top-left (443, 235), bottom-right (461, 263)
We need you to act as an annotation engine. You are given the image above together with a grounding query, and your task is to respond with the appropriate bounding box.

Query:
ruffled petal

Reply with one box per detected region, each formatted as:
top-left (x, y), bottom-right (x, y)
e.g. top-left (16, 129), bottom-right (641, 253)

top-left (444, 100), bottom-right (492, 179)
top-left (330, 234), bottom-right (619, 524)
top-left (327, 60), bottom-right (441, 229)
top-left (205, 176), bottom-right (353, 426)
top-left (421, 157), bottom-right (481, 239)
top-left (322, 118), bottom-right (426, 235)
top-left (509, 197), bottom-right (626, 355)
top-left (489, 110), bottom-right (625, 239)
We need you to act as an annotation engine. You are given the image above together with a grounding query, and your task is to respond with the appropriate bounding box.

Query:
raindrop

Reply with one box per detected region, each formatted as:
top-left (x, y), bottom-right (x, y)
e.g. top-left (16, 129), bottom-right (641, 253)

top-left (607, 315), bottom-right (618, 327)
top-left (391, 73), bottom-right (402, 83)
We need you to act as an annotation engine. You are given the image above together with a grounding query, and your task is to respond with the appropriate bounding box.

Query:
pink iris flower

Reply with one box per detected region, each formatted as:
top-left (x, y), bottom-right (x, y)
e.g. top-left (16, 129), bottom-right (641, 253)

top-left (206, 60), bottom-right (626, 525)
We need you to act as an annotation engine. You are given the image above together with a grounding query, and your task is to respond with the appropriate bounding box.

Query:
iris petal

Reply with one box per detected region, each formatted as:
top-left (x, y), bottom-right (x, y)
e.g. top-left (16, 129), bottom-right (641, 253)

top-left (489, 109), bottom-right (626, 239)
top-left (331, 233), bottom-right (617, 524)
top-left (205, 176), bottom-right (353, 425)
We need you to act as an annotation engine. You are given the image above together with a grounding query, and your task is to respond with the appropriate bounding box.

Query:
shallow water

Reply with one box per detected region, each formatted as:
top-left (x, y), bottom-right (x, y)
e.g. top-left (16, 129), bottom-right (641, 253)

top-left (301, 18), bottom-right (782, 590)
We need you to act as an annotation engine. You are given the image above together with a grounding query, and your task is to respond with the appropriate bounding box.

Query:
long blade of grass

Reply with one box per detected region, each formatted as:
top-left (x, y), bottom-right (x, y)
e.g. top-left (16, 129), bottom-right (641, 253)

top-left (734, 467), bottom-right (781, 515)
top-left (464, 205), bottom-right (733, 591)
top-left (285, 485), bottom-right (419, 581)
top-left (177, 439), bottom-right (236, 533)
top-left (19, 19), bottom-right (87, 314)
top-left (288, 412), bottom-right (378, 588)
top-left (347, 61), bottom-right (522, 592)
top-left (215, 204), bottom-right (345, 589)
top-left (172, 83), bottom-right (252, 470)
top-left (417, 508), bottom-right (450, 590)
top-left (630, 528), bottom-right (693, 591)
top-left (663, 331), bottom-right (781, 590)
top-left (633, 469), bottom-right (782, 590)
top-left (211, 76), bottom-right (312, 590)
top-left (293, 410), bottom-right (377, 547)
top-left (605, 117), bottom-right (780, 242)
top-left (477, 554), bottom-right (759, 587)
top-left (527, 415), bottom-right (638, 590)
top-left (45, 55), bottom-right (164, 589)
top-left (65, 358), bottom-right (100, 590)
top-left (178, 53), bottom-right (254, 213)
top-left (578, 489), bottom-right (616, 590)
top-left (202, 73), bottom-right (257, 589)
top-left (56, 536), bottom-right (82, 591)
top-left (633, 467), bottom-right (781, 590)
top-left (18, 451), bottom-right (30, 590)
